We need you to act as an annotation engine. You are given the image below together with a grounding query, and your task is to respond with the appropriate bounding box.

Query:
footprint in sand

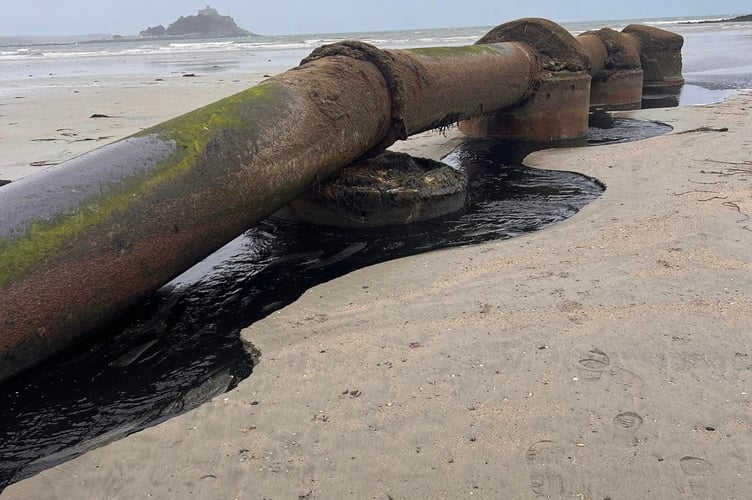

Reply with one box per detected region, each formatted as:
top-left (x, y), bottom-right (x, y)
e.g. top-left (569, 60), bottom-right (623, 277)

top-left (612, 412), bottom-right (644, 447)
top-left (607, 367), bottom-right (645, 389)
top-left (577, 348), bottom-right (611, 381)
top-left (578, 348), bottom-right (610, 371)
top-left (680, 456), bottom-right (715, 499)
top-left (525, 440), bottom-right (568, 497)
top-left (577, 348), bottom-right (644, 389)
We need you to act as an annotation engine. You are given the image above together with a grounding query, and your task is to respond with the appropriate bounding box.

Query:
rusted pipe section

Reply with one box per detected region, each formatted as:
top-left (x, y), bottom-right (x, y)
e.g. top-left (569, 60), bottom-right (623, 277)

top-left (576, 28), bottom-right (643, 110)
top-left (622, 24), bottom-right (684, 88)
top-left (276, 42), bottom-right (536, 228)
top-left (460, 18), bottom-right (592, 142)
top-left (302, 41), bottom-right (537, 146)
top-left (0, 41), bottom-right (538, 381)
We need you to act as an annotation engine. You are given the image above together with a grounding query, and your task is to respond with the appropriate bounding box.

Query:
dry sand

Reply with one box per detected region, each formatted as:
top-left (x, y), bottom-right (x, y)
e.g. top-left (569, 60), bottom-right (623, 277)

top-left (2, 81), bottom-right (752, 498)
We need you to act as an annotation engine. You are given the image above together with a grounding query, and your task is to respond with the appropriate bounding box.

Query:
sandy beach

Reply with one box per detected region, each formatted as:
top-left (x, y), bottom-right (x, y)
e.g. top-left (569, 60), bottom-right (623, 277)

top-left (1, 58), bottom-right (751, 498)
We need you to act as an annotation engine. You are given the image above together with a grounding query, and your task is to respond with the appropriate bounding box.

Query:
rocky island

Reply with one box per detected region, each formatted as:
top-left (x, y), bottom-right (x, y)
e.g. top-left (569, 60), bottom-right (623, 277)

top-left (684, 13), bottom-right (752, 24)
top-left (140, 6), bottom-right (255, 38)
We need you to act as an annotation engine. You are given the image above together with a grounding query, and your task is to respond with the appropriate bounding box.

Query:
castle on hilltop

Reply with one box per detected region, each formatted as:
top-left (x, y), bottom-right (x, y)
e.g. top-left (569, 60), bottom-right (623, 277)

top-left (198, 6), bottom-right (220, 16)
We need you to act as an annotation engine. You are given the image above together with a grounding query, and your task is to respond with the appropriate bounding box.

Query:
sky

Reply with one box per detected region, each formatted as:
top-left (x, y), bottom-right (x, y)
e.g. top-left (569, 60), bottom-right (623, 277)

top-left (0, 0), bottom-right (749, 36)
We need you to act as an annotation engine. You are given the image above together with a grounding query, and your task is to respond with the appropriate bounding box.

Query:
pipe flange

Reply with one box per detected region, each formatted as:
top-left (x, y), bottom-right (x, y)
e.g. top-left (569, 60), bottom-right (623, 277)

top-left (301, 41), bottom-right (408, 152)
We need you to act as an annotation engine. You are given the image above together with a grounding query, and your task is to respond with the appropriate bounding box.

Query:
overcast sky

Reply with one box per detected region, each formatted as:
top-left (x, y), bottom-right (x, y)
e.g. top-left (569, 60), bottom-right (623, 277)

top-left (1, 0), bottom-right (749, 36)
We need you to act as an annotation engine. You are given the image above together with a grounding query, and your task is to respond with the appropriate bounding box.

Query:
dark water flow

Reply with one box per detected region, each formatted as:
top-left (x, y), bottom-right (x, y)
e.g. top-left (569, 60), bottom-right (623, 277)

top-left (0, 117), bottom-right (672, 490)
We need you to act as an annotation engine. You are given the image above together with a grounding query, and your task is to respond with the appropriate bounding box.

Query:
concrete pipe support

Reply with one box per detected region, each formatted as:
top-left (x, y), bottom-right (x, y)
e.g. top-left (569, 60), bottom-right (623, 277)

top-left (0, 41), bottom-right (537, 381)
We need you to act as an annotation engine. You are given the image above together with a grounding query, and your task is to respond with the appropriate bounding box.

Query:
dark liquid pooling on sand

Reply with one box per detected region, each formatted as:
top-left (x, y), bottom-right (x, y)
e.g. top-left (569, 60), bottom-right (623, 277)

top-left (0, 117), bottom-right (671, 489)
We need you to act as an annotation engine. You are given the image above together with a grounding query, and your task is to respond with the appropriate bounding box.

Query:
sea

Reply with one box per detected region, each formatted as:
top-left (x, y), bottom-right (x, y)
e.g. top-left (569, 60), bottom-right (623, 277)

top-left (2, 14), bottom-right (752, 95)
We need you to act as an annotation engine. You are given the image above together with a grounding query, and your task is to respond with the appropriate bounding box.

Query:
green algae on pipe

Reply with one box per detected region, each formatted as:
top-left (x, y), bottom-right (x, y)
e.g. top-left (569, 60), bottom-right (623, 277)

top-left (0, 84), bottom-right (281, 289)
top-left (0, 58), bottom-right (392, 382)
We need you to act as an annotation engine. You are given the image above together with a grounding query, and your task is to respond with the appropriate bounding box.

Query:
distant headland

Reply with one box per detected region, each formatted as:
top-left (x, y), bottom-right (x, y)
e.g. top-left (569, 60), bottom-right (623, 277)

top-left (0, 7), bottom-right (257, 47)
top-left (683, 14), bottom-right (752, 24)
top-left (139, 6), bottom-right (256, 38)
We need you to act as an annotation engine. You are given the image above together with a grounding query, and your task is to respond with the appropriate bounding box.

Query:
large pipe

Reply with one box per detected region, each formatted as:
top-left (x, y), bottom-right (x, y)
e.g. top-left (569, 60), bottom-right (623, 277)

top-left (0, 42), bottom-right (536, 381)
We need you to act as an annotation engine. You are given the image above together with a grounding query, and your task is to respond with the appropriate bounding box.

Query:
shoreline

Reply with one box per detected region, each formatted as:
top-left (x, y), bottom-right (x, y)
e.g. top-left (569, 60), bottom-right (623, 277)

top-left (3, 91), bottom-right (751, 497)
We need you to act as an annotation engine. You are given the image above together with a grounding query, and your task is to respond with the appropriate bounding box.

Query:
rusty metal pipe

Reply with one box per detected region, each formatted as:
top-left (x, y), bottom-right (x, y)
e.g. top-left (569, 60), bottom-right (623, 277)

top-left (0, 57), bottom-right (391, 381)
top-left (0, 42), bottom-right (537, 381)
top-left (394, 45), bottom-right (536, 135)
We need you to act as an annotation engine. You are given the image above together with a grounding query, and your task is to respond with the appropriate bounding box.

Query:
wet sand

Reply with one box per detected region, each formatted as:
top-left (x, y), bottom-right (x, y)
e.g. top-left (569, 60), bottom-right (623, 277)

top-left (2, 83), bottom-right (752, 497)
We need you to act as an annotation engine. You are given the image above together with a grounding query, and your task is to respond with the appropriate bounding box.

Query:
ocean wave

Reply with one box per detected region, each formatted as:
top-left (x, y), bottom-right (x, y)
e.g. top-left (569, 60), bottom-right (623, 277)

top-left (0, 48), bottom-right (44, 58)
top-left (302, 38), bottom-right (344, 45)
top-left (0, 41), bottom-right (253, 61)
top-left (644, 17), bottom-right (727, 26)
top-left (165, 41), bottom-right (235, 49)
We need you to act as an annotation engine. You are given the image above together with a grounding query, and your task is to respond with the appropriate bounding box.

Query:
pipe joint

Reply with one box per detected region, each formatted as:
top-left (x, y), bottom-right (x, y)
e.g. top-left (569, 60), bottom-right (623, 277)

top-left (301, 41), bottom-right (409, 153)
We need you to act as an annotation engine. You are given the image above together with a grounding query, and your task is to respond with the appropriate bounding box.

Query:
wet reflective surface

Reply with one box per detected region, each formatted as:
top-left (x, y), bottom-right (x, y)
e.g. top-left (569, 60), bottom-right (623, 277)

top-left (641, 82), bottom-right (738, 109)
top-left (0, 116), bottom-right (670, 490)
